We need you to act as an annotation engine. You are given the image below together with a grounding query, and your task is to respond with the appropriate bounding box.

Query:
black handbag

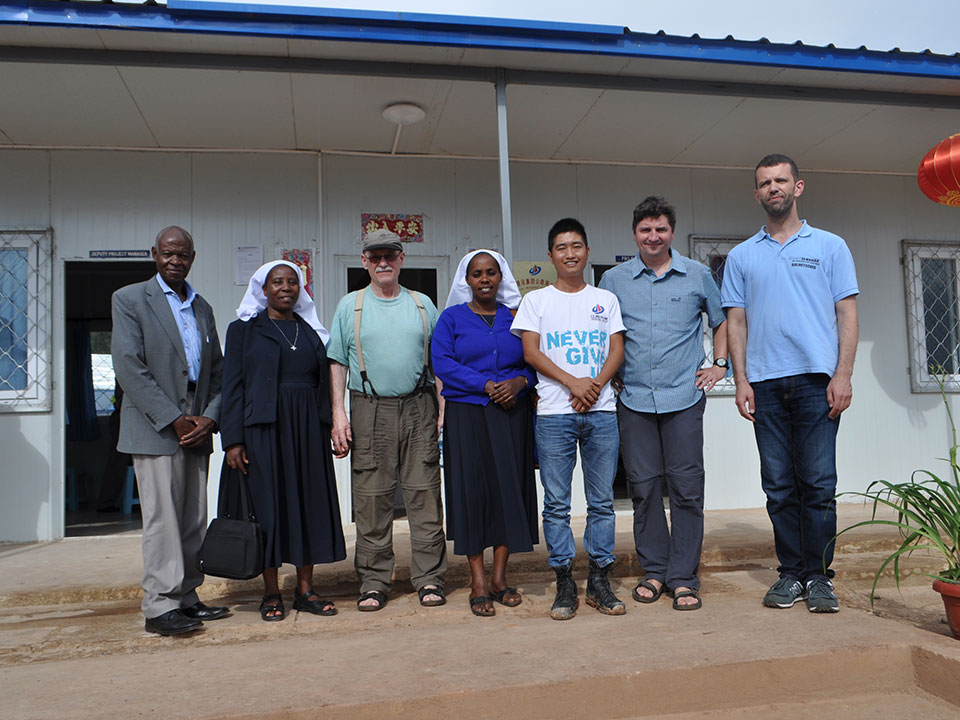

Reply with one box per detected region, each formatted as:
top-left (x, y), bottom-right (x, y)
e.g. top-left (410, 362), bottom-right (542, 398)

top-left (198, 463), bottom-right (264, 580)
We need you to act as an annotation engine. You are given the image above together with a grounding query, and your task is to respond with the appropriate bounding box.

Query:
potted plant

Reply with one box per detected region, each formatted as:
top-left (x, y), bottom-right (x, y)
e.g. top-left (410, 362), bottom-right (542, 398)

top-left (834, 382), bottom-right (960, 639)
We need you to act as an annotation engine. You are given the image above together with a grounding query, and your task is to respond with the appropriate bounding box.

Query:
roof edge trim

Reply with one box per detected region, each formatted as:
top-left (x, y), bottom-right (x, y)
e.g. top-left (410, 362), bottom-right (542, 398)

top-left (2, 1), bottom-right (960, 80)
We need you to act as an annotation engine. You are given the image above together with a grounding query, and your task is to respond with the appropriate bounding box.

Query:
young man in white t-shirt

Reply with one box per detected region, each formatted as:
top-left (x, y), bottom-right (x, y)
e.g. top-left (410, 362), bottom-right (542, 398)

top-left (512, 218), bottom-right (626, 621)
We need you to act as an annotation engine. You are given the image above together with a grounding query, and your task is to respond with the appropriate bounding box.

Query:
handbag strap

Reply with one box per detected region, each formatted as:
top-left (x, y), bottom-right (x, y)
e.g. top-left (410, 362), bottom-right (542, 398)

top-left (236, 470), bottom-right (257, 522)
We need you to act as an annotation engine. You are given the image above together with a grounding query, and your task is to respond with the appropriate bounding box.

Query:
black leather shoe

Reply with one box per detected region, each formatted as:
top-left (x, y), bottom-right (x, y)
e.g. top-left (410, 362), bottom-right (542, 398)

top-left (144, 609), bottom-right (202, 636)
top-left (181, 601), bottom-right (230, 621)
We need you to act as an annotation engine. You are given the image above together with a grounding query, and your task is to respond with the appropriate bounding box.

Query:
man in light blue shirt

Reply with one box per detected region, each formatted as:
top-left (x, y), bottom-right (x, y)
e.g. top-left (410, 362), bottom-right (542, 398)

top-left (722, 154), bottom-right (859, 614)
top-left (600, 196), bottom-right (727, 611)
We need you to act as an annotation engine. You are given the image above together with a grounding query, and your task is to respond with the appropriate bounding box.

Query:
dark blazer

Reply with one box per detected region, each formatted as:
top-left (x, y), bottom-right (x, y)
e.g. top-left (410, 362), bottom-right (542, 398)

top-left (111, 277), bottom-right (223, 455)
top-left (220, 312), bottom-right (332, 449)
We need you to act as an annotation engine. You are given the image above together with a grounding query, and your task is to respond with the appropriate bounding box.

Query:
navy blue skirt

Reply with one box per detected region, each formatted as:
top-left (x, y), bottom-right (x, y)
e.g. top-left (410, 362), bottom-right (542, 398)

top-left (443, 395), bottom-right (539, 556)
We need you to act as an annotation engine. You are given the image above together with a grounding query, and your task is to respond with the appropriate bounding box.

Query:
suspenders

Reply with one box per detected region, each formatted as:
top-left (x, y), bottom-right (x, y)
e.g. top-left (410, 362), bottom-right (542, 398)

top-left (352, 286), bottom-right (431, 398)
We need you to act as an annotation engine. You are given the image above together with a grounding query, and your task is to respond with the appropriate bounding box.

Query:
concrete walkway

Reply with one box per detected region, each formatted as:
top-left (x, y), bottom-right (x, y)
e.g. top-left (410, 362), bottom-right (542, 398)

top-left (1, 504), bottom-right (958, 719)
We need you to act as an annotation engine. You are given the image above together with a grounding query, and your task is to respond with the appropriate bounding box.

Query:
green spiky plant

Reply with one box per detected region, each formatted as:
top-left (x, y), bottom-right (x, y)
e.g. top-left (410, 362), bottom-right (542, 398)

top-left (833, 377), bottom-right (960, 606)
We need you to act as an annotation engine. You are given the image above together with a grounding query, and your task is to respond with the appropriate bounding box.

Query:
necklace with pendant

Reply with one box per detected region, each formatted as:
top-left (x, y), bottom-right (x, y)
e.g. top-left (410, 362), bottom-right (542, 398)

top-left (269, 317), bottom-right (299, 350)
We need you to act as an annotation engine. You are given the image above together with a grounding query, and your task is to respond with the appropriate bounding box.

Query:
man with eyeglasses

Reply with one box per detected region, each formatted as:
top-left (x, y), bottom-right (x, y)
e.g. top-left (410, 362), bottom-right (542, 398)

top-left (328, 228), bottom-right (447, 612)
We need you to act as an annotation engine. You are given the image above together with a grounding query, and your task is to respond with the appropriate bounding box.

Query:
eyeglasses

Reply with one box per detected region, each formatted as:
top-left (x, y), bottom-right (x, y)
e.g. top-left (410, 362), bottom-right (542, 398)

top-left (364, 250), bottom-right (401, 264)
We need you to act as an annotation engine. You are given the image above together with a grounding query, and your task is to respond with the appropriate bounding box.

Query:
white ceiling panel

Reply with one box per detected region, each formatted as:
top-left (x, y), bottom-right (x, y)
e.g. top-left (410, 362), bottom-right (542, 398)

top-left (118, 66), bottom-right (296, 148)
top-left (671, 96), bottom-right (876, 167)
top-left (97, 29), bottom-right (291, 56)
top-left (617, 57), bottom-right (784, 84)
top-left (548, 88), bottom-right (745, 163)
top-left (291, 74), bottom-right (481, 152)
top-left (506, 85), bottom-right (605, 158)
top-left (0, 26), bottom-right (105, 49)
top-left (425, 81), bottom-right (497, 155)
top-left (0, 63), bottom-right (156, 146)
top-left (459, 48), bottom-right (631, 74)
top-left (286, 37), bottom-right (466, 64)
top-left (797, 105), bottom-right (960, 172)
top-left (770, 67), bottom-right (960, 96)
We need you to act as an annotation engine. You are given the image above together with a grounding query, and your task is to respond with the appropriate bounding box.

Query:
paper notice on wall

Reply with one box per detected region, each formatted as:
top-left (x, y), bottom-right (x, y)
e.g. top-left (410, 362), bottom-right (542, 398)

top-left (235, 246), bottom-right (263, 286)
top-left (281, 248), bottom-right (314, 297)
top-left (513, 260), bottom-right (556, 297)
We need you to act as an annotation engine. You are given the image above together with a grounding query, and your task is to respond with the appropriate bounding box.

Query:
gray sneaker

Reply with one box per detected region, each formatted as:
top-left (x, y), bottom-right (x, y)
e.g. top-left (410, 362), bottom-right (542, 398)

top-left (762, 577), bottom-right (806, 608)
top-left (806, 577), bottom-right (840, 613)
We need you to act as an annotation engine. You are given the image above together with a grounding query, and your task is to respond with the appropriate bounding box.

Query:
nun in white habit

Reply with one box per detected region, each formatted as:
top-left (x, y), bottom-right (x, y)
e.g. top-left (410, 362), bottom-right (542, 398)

top-left (220, 260), bottom-right (345, 622)
top-left (432, 249), bottom-right (539, 617)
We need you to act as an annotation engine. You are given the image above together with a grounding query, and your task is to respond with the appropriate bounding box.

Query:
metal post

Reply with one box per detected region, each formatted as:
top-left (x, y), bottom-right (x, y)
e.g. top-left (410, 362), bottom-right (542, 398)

top-left (496, 69), bottom-right (513, 261)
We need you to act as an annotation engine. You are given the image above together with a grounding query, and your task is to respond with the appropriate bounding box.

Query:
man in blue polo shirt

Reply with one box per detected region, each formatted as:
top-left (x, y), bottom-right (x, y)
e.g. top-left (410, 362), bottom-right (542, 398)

top-left (722, 154), bottom-right (859, 613)
top-left (600, 196), bottom-right (727, 612)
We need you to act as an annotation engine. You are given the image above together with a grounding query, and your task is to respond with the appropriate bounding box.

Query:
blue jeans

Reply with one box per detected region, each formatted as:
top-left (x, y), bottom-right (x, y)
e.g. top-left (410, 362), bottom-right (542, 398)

top-left (535, 411), bottom-right (619, 568)
top-left (752, 374), bottom-right (839, 582)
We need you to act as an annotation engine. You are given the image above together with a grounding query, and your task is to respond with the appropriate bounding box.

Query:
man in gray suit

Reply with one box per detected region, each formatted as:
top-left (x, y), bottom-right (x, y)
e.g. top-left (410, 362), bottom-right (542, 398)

top-left (112, 226), bottom-right (227, 635)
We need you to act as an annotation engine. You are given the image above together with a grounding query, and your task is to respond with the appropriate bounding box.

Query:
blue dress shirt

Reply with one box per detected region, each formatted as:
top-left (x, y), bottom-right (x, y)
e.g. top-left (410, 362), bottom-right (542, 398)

top-left (599, 251), bottom-right (724, 414)
top-left (432, 302), bottom-right (536, 406)
top-left (156, 274), bottom-right (202, 383)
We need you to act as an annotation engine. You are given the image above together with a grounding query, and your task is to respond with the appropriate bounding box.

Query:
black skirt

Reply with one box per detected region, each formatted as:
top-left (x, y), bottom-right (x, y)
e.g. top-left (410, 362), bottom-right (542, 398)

top-left (443, 395), bottom-right (539, 556)
top-left (221, 330), bottom-right (346, 569)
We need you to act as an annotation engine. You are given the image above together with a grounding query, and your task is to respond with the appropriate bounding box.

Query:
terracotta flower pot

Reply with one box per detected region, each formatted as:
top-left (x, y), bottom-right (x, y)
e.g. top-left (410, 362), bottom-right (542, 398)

top-left (932, 579), bottom-right (960, 640)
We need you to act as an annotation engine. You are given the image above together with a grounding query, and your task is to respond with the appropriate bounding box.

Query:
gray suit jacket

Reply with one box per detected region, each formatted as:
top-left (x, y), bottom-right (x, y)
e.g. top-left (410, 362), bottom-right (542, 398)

top-left (111, 277), bottom-right (223, 455)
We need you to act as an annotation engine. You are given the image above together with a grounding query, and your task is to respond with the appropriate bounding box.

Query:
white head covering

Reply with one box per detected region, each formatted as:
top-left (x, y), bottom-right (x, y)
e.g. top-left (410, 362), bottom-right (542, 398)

top-left (235, 260), bottom-right (330, 346)
top-left (446, 249), bottom-right (521, 309)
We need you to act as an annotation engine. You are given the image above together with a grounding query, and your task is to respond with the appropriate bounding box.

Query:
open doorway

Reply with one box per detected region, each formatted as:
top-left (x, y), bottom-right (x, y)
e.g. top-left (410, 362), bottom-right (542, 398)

top-left (64, 260), bottom-right (155, 537)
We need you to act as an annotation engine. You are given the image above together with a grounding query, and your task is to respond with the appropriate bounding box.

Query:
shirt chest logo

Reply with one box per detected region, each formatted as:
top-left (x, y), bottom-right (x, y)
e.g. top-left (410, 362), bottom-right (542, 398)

top-left (590, 303), bottom-right (608, 322)
top-left (789, 255), bottom-right (821, 270)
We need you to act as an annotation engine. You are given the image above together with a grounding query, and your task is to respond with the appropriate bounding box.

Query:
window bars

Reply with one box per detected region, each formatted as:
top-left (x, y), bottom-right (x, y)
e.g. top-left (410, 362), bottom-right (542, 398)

top-left (0, 230), bottom-right (53, 411)
top-left (903, 240), bottom-right (960, 393)
top-left (689, 235), bottom-right (742, 396)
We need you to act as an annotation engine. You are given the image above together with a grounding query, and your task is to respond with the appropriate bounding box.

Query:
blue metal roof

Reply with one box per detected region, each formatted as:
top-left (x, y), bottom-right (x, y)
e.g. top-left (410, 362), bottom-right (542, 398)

top-left (3, 0), bottom-right (960, 80)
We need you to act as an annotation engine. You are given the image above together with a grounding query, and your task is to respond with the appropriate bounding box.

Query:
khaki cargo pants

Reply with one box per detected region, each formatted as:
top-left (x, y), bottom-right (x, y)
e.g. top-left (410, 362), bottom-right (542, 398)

top-left (350, 389), bottom-right (447, 594)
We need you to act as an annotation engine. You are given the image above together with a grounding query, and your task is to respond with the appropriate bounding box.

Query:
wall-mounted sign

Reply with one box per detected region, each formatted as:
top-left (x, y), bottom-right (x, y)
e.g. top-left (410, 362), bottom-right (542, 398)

top-left (89, 250), bottom-right (150, 259)
top-left (362, 213), bottom-right (424, 243)
top-left (281, 248), bottom-right (315, 297)
top-left (615, 254), bottom-right (634, 263)
top-left (235, 245), bottom-right (263, 285)
top-left (513, 260), bottom-right (556, 297)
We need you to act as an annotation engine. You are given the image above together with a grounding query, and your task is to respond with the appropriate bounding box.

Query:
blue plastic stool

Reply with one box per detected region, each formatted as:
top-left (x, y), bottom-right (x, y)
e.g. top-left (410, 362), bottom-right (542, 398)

top-left (122, 466), bottom-right (141, 514)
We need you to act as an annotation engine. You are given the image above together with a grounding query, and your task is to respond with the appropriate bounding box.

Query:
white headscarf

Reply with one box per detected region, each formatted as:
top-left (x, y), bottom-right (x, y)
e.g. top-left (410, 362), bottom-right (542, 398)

top-left (235, 260), bottom-right (330, 346)
top-left (446, 249), bottom-right (521, 309)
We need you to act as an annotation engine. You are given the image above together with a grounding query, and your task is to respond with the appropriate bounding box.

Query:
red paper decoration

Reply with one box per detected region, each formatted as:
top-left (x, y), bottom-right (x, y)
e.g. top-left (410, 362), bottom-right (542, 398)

top-left (918, 134), bottom-right (960, 207)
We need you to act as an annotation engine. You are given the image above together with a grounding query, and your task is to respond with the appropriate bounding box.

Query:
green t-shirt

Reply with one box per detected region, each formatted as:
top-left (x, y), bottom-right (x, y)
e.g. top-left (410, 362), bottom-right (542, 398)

top-left (327, 287), bottom-right (439, 396)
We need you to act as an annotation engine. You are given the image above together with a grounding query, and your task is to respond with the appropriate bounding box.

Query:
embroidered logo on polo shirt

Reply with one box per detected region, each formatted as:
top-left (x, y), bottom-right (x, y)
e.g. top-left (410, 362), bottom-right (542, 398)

top-left (790, 256), bottom-right (820, 270)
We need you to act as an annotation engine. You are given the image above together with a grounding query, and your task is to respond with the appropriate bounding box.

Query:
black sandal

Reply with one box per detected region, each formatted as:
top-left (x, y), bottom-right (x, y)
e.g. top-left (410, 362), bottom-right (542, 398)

top-left (259, 594), bottom-right (285, 622)
top-left (418, 585), bottom-right (446, 607)
top-left (293, 589), bottom-right (337, 616)
top-left (671, 589), bottom-right (702, 611)
top-left (469, 595), bottom-right (495, 617)
top-left (490, 586), bottom-right (522, 607)
top-left (356, 590), bottom-right (387, 612)
top-left (632, 579), bottom-right (665, 604)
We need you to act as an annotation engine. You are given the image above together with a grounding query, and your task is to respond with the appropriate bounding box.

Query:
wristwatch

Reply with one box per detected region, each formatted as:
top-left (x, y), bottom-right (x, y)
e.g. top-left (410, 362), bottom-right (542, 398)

top-left (713, 357), bottom-right (729, 369)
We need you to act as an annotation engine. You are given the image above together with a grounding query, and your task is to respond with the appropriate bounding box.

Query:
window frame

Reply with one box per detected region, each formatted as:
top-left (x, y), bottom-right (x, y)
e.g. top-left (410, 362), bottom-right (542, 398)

top-left (689, 235), bottom-right (743, 397)
top-left (0, 230), bottom-right (53, 412)
top-left (903, 239), bottom-right (960, 393)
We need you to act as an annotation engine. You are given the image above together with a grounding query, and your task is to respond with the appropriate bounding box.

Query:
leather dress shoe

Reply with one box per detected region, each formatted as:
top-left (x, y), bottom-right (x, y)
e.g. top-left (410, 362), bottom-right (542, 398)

top-left (144, 609), bottom-right (202, 636)
top-left (181, 601), bottom-right (230, 621)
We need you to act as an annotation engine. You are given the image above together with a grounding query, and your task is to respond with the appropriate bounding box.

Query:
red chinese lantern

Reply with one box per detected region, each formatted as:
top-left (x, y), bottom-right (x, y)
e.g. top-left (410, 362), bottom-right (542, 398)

top-left (918, 134), bottom-right (960, 207)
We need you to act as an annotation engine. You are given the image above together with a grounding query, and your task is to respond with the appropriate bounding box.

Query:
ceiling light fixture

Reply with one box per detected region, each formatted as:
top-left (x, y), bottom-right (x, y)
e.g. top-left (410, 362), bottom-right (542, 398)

top-left (382, 103), bottom-right (426, 155)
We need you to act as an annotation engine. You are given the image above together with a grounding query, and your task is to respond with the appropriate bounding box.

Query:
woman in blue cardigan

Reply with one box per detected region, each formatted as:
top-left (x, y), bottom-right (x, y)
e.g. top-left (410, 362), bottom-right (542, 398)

top-left (432, 250), bottom-right (538, 617)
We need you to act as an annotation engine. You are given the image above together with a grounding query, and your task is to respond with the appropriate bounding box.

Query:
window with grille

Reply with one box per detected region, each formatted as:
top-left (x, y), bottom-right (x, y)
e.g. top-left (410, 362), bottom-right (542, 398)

top-left (903, 240), bottom-right (960, 392)
top-left (0, 230), bottom-right (53, 411)
top-left (689, 235), bottom-right (742, 396)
